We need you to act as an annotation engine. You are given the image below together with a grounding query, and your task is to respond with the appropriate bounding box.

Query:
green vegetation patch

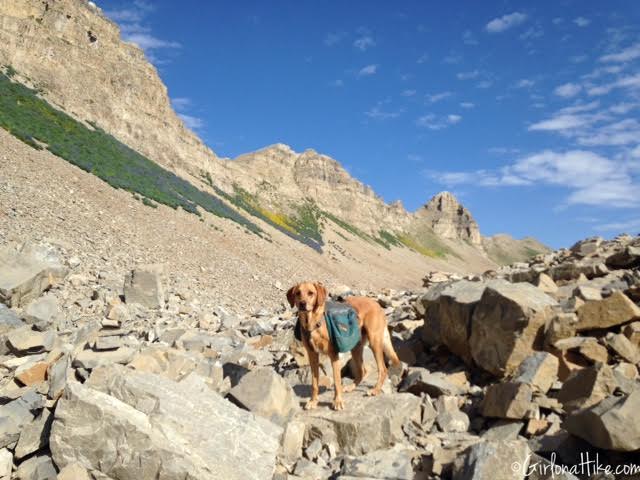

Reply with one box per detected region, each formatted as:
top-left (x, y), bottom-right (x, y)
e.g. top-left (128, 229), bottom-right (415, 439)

top-left (396, 234), bottom-right (444, 258)
top-left (215, 185), bottom-right (324, 251)
top-left (0, 71), bottom-right (260, 233)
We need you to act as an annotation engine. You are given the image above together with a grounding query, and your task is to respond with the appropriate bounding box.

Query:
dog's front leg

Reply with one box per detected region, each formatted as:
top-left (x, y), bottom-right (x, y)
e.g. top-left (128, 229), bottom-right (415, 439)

top-left (330, 353), bottom-right (344, 410)
top-left (305, 349), bottom-right (320, 410)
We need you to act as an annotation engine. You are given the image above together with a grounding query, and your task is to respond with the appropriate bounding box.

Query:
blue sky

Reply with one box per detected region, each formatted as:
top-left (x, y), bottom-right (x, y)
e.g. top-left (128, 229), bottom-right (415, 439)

top-left (98, 0), bottom-right (640, 248)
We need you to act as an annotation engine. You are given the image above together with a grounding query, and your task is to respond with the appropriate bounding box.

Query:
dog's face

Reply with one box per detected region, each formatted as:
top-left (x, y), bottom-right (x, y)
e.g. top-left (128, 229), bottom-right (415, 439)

top-left (287, 282), bottom-right (327, 318)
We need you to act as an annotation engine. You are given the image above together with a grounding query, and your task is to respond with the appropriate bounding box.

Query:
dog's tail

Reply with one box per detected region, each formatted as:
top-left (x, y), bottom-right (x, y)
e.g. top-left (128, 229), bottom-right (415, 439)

top-left (382, 328), bottom-right (401, 367)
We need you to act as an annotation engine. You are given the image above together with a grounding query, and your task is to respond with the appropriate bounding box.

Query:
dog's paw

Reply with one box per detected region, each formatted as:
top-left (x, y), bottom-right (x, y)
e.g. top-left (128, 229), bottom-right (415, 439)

top-left (366, 387), bottom-right (381, 397)
top-left (332, 398), bottom-right (345, 410)
top-left (304, 399), bottom-right (318, 410)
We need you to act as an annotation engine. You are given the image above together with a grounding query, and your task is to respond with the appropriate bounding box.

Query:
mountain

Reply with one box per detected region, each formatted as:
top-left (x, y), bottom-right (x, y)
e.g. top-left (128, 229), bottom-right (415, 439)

top-left (482, 234), bottom-right (550, 266)
top-left (0, 0), bottom-right (547, 305)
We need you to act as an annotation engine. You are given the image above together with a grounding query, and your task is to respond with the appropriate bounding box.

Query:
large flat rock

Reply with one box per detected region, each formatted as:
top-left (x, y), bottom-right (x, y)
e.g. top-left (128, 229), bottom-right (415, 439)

top-left (298, 389), bottom-right (421, 455)
top-left (0, 245), bottom-right (67, 307)
top-left (470, 280), bottom-right (557, 376)
top-left (51, 365), bottom-right (282, 480)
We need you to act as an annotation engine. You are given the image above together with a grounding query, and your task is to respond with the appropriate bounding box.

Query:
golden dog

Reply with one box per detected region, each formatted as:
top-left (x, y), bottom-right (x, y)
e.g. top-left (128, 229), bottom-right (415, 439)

top-left (287, 282), bottom-right (401, 410)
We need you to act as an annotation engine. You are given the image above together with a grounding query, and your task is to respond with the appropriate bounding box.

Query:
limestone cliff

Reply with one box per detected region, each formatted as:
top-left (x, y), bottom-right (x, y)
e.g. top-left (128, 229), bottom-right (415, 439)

top-left (0, 0), bottom-right (221, 176)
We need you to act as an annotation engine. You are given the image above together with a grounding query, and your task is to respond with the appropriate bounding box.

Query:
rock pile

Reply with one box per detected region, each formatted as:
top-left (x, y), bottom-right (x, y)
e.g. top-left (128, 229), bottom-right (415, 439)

top-left (0, 235), bottom-right (639, 479)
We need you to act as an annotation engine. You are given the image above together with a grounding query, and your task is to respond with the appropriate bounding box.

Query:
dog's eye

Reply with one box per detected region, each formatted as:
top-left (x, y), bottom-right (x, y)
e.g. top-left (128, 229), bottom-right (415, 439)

top-left (308, 291), bottom-right (314, 296)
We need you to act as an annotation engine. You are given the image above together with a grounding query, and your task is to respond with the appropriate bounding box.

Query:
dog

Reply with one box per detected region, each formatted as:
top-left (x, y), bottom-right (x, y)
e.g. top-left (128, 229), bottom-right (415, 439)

top-left (287, 282), bottom-right (401, 410)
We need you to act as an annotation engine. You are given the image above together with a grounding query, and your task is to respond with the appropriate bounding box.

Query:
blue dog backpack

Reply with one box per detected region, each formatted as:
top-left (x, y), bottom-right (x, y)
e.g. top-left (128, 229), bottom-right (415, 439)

top-left (294, 301), bottom-right (361, 353)
top-left (325, 301), bottom-right (361, 352)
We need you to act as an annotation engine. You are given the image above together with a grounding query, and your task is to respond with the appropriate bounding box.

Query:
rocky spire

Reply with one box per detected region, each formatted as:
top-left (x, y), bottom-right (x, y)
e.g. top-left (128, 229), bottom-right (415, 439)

top-left (415, 192), bottom-right (482, 245)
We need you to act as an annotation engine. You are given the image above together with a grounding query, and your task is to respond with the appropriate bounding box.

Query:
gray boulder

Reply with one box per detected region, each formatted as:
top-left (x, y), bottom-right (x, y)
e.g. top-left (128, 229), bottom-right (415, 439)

top-left (341, 445), bottom-right (417, 480)
top-left (399, 367), bottom-right (465, 397)
top-left (565, 390), bottom-right (640, 451)
top-left (14, 453), bottom-right (57, 480)
top-left (123, 264), bottom-right (165, 309)
top-left (558, 364), bottom-right (617, 413)
top-left (6, 326), bottom-right (55, 355)
top-left (428, 280), bottom-right (486, 364)
top-left (575, 291), bottom-right (640, 332)
top-left (300, 392), bottom-right (421, 455)
top-left (470, 281), bottom-right (557, 376)
top-left (50, 366), bottom-right (282, 480)
top-left (15, 408), bottom-right (53, 460)
top-left (513, 352), bottom-right (559, 394)
top-left (228, 368), bottom-right (298, 424)
top-left (23, 295), bottom-right (59, 331)
top-left (0, 304), bottom-right (22, 331)
top-left (453, 439), bottom-right (531, 480)
top-left (482, 382), bottom-right (533, 420)
top-left (0, 245), bottom-right (67, 307)
top-left (0, 448), bottom-right (12, 478)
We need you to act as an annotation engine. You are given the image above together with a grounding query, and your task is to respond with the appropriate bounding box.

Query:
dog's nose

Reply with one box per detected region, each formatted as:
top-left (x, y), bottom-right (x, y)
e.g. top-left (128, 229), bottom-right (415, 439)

top-left (299, 301), bottom-right (307, 309)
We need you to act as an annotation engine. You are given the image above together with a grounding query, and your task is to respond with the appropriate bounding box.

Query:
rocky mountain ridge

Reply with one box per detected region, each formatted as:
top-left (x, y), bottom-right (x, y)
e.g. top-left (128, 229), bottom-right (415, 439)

top-left (0, 0), bottom-right (542, 267)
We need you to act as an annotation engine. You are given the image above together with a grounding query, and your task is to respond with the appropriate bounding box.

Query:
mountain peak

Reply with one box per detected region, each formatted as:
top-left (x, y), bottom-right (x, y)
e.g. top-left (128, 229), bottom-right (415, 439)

top-left (416, 191), bottom-right (482, 245)
top-left (425, 191), bottom-right (461, 210)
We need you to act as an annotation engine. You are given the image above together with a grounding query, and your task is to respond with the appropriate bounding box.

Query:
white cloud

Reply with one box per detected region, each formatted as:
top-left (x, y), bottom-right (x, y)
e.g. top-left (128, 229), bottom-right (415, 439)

top-left (609, 102), bottom-right (640, 114)
top-left (120, 22), bottom-right (151, 35)
top-left (416, 53), bottom-right (429, 64)
top-left (416, 113), bottom-right (461, 130)
top-left (354, 35), bottom-right (375, 51)
top-left (476, 80), bottom-right (493, 89)
top-left (178, 113), bottom-right (204, 131)
top-left (430, 150), bottom-right (640, 208)
top-left (578, 119), bottom-right (640, 146)
top-left (171, 97), bottom-right (192, 111)
top-left (426, 91), bottom-right (452, 103)
top-left (123, 33), bottom-right (180, 50)
top-left (357, 64), bottom-right (378, 77)
top-left (554, 82), bottom-right (582, 98)
top-left (462, 30), bottom-right (478, 45)
top-left (529, 114), bottom-right (594, 131)
top-left (485, 12), bottom-right (528, 33)
top-left (172, 96), bottom-right (204, 132)
top-left (457, 70), bottom-right (479, 80)
top-left (573, 17), bottom-right (591, 27)
top-left (570, 54), bottom-right (589, 64)
top-left (559, 101), bottom-right (600, 114)
top-left (460, 102), bottom-right (475, 109)
top-left (324, 32), bottom-right (345, 46)
top-left (105, 2), bottom-right (180, 62)
top-left (597, 218), bottom-right (640, 232)
top-left (587, 73), bottom-right (640, 96)
top-left (489, 147), bottom-right (521, 155)
top-left (516, 79), bottom-right (535, 89)
top-left (407, 154), bottom-right (423, 163)
top-left (329, 79), bottom-right (344, 87)
top-left (105, 7), bottom-right (145, 22)
top-left (401, 89), bottom-right (417, 97)
top-left (520, 26), bottom-right (544, 41)
top-left (365, 104), bottom-right (402, 120)
top-left (528, 99), bottom-right (640, 148)
top-left (599, 42), bottom-right (640, 63)
top-left (443, 54), bottom-right (462, 64)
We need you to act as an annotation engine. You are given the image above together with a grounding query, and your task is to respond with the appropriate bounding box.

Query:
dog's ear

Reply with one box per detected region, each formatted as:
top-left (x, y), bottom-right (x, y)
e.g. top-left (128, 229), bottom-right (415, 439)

top-left (286, 285), bottom-right (297, 308)
top-left (315, 283), bottom-right (327, 308)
